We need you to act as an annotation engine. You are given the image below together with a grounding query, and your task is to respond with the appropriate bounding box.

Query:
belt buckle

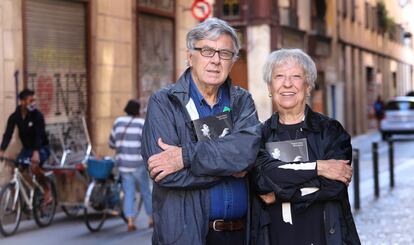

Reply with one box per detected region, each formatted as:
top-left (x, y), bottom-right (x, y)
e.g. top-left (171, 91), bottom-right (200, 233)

top-left (212, 219), bottom-right (224, 232)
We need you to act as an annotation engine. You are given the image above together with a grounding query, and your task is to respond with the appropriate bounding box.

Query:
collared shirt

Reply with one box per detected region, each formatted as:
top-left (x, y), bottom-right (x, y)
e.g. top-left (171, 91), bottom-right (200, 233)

top-left (188, 74), bottom-right (248, 220)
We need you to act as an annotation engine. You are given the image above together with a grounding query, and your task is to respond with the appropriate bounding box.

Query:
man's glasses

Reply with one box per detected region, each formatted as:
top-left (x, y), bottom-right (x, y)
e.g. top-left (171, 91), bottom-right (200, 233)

top-left (193, 47), bottom-right (235, 60)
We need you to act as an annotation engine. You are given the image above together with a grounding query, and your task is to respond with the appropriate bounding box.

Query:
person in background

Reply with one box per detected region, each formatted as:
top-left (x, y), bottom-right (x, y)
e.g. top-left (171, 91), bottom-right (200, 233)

top-left (109, 99), bottom-right (153, 231)
top-left (0, 88), bottom-right (51, 202)
top-left (373, 95), bottom-right (385, 129)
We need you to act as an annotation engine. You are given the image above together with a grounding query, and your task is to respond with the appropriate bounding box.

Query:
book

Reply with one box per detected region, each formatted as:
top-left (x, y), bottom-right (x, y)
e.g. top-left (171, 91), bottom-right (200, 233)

top-left (192, 112), bottom-right (232, 141)
top-left (265, 138), bottom-right (309, 162)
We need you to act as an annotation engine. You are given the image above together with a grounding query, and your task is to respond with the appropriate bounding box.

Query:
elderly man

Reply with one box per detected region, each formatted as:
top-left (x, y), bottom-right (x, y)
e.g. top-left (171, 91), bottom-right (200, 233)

top-left (142, 18), bottom-right (262, 244)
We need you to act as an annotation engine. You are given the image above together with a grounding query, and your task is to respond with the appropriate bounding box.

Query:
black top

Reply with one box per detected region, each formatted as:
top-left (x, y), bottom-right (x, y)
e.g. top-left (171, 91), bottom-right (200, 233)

top-left (268, 121), bottom-right (326, 245)
top-left (1, 106), bottom-right (49, 151)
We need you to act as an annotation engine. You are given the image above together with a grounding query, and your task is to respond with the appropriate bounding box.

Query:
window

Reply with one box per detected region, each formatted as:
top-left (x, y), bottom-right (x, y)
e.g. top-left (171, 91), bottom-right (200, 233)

top-left (223, 0), bottom-right (240, 17)
top-left (351, 0), bottom-right (356, 21)
top-left (342, 0), bottom-right (348, 18)
top-left (365, 2), bottom-right (370, 29)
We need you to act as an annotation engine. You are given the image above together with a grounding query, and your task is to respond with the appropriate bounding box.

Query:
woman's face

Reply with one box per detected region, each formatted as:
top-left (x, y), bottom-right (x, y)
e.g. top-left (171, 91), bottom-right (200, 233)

top-left (268, 62), bottom-right (311, 112)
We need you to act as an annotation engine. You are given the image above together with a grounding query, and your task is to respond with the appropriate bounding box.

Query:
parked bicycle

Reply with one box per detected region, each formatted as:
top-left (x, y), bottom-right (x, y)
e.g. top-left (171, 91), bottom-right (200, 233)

top-left (0, 157), bottom-right (57, 236)
top-left (83, 158), bottom-right (127, 232)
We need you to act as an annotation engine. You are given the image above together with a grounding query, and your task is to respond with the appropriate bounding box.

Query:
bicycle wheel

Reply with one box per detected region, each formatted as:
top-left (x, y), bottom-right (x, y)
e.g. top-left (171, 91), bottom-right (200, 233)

top-left (84, 180), bottom-right (108, 232)
top-left (0, 183), bottom-right (22, 236)
top-left (61, 205), bottom-right (82, 218)
top-left (33, 179), bottom-right (57, 227)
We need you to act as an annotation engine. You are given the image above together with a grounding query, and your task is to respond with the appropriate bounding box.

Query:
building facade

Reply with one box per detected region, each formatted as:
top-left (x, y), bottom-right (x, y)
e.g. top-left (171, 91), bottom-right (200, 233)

top-left (215, 0), bottom-right (414, 134)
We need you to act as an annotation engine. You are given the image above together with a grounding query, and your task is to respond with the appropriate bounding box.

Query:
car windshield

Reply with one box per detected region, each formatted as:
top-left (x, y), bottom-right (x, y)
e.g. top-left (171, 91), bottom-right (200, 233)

top-left (385, 101), bottom-right (414, 111)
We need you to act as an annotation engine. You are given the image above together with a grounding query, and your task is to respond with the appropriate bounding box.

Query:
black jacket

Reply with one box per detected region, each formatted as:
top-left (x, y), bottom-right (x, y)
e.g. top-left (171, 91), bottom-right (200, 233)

top-left (141, 68), bottom-right (262, 245)
top-left (1, 106), bottom-right (49, 151)
top-left (251, 106), bottom-right (360, 245)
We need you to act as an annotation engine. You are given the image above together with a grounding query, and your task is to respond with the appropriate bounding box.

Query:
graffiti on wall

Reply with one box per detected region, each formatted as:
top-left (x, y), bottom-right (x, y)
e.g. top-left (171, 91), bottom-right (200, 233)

top-left (27, 72), bottom-right (87, 121)
top-left (46, 117), bottom-right (90, 165)
top-left (27, 72), bottom-right (89, 165)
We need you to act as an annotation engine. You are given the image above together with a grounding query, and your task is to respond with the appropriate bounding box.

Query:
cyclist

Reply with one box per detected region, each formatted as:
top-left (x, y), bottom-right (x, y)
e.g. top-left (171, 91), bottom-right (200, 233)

top-left (0, 89), bottom-right (51, 203)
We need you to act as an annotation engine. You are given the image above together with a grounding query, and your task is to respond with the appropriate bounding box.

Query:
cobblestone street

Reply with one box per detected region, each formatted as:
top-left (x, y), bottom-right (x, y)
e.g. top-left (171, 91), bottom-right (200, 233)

top-left (353, 158), bottom-right (414, 245)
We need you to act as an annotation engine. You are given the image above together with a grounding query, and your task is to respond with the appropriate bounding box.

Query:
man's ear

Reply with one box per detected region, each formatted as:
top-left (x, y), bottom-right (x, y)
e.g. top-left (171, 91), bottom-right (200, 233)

top-left (186, 49), bottom-right (192, 67)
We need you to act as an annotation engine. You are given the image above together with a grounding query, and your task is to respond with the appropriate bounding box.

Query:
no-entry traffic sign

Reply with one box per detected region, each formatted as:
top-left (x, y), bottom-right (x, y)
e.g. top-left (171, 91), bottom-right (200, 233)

top-left (191, 0), bottom-right (212, 21)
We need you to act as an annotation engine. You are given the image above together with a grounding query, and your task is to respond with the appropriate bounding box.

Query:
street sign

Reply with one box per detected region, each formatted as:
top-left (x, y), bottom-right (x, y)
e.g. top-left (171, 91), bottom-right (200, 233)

top-left (191, 0), bottom-right (212, 22)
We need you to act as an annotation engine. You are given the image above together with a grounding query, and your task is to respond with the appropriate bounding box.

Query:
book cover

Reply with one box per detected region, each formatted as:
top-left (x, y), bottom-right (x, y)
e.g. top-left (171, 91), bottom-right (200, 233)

top-left (265, 138), bottom-right (309, 162)
top-left (192, 112), bottom-right (232, 141)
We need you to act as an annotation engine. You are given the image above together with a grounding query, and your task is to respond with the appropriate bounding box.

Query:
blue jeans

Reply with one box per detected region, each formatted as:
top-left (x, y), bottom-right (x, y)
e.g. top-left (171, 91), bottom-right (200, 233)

top-left (17, 147), bottom-right (50, 166)
top-left (120, 166), bottom-right (152, 218)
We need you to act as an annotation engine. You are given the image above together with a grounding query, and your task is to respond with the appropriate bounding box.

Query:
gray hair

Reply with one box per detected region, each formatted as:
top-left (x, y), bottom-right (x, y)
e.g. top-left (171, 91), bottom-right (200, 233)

top-left (263, 49), bottom-right (317, 88)
top-left (186, 17), bottom-right (240, 61)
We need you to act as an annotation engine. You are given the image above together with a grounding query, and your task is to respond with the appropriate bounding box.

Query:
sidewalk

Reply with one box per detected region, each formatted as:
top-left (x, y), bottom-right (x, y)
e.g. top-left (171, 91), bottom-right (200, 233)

top-left (351, 131), bottom-right (414, 244)
top-left (353, 158), bottom-right (414, 244)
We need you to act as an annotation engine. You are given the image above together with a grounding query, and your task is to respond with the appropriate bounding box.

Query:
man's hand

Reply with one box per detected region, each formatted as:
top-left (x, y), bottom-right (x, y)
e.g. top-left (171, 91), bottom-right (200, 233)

top-left (31, 150), bottom-right (42, 175)
top-left (232, 171), bottom-right (247, 178)
top-left (260, 192), bottom-right (276, 205)
top-left (31, 150), bottom-right (40, 164)
top-left (148, 138), bottom-right (184, 182)
top-left (317, 159), bottom-right (352, 185)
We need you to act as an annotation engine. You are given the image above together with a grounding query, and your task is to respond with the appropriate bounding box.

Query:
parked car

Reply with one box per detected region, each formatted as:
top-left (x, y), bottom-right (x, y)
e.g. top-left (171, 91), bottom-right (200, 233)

top-left (380, 96), bottom-right (414, 140)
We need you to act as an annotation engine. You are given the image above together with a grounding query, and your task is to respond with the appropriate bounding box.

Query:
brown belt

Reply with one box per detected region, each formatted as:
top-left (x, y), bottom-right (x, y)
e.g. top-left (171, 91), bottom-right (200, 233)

top-left (208, 219), bottom-right (244, 232)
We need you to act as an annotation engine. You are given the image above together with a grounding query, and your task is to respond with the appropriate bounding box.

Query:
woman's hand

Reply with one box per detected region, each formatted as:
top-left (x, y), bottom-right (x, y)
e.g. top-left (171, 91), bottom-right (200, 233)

top-left (260, 192), bottom-right (276, 205)
top-left (317, 159), bottom-right (352, 185)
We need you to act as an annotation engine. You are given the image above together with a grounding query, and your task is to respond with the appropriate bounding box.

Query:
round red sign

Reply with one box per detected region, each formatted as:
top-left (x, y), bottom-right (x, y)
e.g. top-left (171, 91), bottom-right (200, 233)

top-left (191, 0), bottom-right (212, 21)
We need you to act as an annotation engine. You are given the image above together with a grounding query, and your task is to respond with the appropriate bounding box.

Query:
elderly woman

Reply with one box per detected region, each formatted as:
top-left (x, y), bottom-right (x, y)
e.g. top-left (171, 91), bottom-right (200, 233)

top-left (251, 49), bottom-right (360, 245)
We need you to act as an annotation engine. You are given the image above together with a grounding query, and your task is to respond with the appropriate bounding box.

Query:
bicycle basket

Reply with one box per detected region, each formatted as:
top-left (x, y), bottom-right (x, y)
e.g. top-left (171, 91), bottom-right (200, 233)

top-left (87, 159), bottom-right (114, 180)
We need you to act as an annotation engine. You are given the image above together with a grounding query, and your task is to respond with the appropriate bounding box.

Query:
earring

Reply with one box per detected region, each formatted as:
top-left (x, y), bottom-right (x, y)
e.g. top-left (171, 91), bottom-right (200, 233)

top-left (268, 93), bottom-right (272, 98)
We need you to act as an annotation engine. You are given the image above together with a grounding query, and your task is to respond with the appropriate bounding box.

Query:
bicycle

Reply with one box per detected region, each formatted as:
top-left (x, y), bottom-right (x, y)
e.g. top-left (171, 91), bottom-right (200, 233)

top-left (83, 158), bottom-right (127, 232)
top-left (0, 157), bottom-right (57, 236)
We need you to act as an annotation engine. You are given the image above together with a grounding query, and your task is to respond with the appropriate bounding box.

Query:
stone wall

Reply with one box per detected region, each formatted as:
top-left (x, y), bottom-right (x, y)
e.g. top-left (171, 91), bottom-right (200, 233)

top-left (0, 0), bottom-right (23, 185)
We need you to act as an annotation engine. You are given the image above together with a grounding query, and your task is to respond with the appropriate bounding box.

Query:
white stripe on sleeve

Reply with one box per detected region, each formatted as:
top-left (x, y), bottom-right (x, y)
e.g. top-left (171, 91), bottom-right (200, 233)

top-left (278, 162), bottom-right (316, 170)
top-left (300, 187), bottom-right (319, 196)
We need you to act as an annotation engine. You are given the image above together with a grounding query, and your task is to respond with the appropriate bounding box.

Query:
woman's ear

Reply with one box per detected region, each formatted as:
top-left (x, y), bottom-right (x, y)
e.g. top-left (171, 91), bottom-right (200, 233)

top-left (306, 86), bottom-right (312, 97)
top-left (267, 83), bottom-right (273, 98)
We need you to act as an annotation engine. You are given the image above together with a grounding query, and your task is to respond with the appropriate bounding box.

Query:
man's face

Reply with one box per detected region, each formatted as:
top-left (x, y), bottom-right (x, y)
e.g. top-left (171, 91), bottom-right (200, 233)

top-left (20, 95), bottom-right (35, 108)
top-left (187, 34), bottom-right (235, 88)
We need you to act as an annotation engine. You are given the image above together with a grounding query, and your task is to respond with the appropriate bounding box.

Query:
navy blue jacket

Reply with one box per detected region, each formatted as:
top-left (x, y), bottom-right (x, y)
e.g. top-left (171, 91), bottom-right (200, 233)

top-left (142, 68), bottom-right (262, 245)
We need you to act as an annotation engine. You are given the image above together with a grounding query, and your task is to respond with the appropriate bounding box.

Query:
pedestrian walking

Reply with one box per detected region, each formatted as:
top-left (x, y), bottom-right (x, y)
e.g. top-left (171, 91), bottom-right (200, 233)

top-left (109, 99), bottom-right (153, 231)
top-left (373, 95), bottom-right (385, 129)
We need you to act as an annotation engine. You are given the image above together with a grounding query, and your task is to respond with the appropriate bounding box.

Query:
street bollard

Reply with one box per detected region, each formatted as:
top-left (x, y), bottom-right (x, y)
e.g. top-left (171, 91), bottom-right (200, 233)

top-left (372, 142), bottom-right (380, 198)
top-left (388, 140), bottom-right (394, 188)
top-left (352, 148), bottom-right (360, 210)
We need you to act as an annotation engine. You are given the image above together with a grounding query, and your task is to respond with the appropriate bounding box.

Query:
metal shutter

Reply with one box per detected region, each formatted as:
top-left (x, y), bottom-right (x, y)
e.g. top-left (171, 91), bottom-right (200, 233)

top-left (25, 0), bottom-right (89, 165)
top-left (25, 0), bottom-right (87, 123)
